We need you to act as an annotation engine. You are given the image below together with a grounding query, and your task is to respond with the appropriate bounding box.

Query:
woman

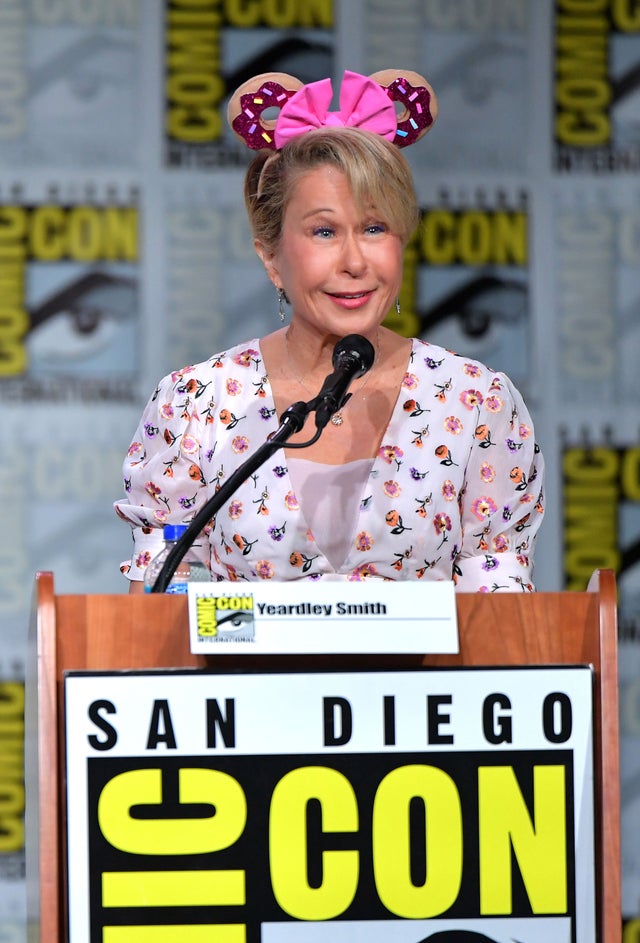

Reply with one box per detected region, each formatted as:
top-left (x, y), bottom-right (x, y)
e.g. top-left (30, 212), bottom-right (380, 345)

top-left (115, 70), bottom-right (544, 592)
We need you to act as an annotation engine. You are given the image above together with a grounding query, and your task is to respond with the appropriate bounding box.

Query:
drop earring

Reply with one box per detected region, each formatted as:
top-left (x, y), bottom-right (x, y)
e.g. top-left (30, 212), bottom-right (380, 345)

top-left (395, 297), bottom-right (401, 316)
top-left (277, 287), bottom-right (287, 322)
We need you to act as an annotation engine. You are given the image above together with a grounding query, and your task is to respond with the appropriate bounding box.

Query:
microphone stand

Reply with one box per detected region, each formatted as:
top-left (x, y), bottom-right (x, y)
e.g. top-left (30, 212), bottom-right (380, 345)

top-left (150, 398), bottom-right (319, 593)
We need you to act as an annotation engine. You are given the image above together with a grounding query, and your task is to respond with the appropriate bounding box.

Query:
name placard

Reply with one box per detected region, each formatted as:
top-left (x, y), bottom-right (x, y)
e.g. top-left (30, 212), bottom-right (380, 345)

top-left (188, 580), bottom-right (458, 655)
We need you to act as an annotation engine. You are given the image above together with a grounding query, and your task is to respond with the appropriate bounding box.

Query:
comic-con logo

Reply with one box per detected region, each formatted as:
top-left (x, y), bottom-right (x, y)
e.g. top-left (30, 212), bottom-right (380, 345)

top-left (164, 0), bottom-right (334, 167)
top-left (195, 593), bottom-right (255, 641)
top-left (555, 0), bottom-right (640, 170)
top-left (0, 198), bottom-right (138, 390)
top-left (391, 196), bottom-right (529, 386)
top-left (563, 443), bottom-right (640, 590)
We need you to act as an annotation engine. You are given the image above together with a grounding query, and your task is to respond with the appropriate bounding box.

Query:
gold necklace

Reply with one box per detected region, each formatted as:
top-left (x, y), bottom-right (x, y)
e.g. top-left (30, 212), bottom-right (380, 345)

top-left (284, 330), bottom-right (380, 426)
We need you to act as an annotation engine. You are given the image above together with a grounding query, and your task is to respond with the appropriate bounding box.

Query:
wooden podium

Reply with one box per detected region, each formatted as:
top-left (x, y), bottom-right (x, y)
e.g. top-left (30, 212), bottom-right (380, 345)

top-left (26, 569), bottom-right (621, 942)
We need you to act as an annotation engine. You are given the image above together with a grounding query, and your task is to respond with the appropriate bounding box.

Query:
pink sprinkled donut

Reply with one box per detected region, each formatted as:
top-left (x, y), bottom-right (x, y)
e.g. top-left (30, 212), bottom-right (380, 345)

top-left (370, 69), bottom-right (438, 147)
top-left (228, 73), bottom-right (303, 150)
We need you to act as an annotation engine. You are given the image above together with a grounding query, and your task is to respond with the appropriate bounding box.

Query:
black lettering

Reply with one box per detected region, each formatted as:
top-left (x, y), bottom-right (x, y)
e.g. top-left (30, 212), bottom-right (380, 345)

top-left (483, 693), bottom-right (513, 744)
top-left (87, 699), bottom-right (117, 751)
top-left (323, 696), bottom-right (352, 746)
top-left (206, 697), bottom-right (235, 747)
top-left (427, 694), bottom-right (453, 744)
top-left (383, 695), bottom-right (395, 745)
top-left (543, 692), bottom-right (573, 743)
top-left (146, 699), bottom-right (177, 749)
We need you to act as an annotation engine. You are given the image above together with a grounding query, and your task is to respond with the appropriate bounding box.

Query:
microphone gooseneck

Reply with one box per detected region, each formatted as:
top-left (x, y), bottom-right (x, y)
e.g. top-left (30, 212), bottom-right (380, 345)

top-left (314, 334), bottom-right (376, 430)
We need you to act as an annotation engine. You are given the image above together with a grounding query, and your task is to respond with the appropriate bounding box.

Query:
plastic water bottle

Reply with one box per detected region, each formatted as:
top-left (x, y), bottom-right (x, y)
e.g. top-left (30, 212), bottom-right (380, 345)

top-left (143, 523), bottom-right (211, 593)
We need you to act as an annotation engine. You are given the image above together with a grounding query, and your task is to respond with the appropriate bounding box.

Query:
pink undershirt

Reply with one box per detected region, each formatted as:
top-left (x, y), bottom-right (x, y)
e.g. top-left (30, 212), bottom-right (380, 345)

top-left (287, 457), bottom-right (374, 570)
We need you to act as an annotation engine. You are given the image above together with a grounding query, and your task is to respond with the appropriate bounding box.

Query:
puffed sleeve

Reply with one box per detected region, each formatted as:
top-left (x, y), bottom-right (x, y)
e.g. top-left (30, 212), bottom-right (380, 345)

top-left (454, 372), bottom-right (545, 592)
top-left (114, 366), bottom-right (212, 581)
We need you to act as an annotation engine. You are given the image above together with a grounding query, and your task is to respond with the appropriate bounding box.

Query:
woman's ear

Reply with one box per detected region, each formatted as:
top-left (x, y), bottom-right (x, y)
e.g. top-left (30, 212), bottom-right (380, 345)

top-left (254, 239), bottom-right (280, 287)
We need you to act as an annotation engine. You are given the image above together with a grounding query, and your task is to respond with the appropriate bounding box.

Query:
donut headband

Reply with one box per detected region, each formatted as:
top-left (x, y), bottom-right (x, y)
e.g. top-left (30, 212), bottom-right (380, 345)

top-left (227, 69), bottom-right (438, 151)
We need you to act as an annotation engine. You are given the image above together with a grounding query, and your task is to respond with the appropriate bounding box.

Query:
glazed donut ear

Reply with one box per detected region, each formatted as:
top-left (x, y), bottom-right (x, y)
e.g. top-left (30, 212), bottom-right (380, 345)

top-left (227, 72), bottom-right (305, 150)
top-left (369, 69), bottom-right (438, 145)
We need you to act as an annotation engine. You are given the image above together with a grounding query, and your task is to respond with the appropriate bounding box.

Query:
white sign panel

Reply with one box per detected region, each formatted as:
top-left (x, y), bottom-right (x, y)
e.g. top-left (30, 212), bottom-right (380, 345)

top-left (64, 666), bottom-right (596, 942)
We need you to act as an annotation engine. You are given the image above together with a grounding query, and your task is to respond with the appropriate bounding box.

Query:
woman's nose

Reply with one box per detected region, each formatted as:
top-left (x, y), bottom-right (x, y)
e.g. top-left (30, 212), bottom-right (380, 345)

top-left (340, 232), bottom-right (366, 274)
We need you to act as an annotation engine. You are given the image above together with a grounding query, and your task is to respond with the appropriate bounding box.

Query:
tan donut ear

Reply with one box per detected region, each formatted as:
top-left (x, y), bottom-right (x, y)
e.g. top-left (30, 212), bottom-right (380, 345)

top-left (227, 72), bottom-right (305, 150)
top-left (369, 69), bottom-right (438, 145)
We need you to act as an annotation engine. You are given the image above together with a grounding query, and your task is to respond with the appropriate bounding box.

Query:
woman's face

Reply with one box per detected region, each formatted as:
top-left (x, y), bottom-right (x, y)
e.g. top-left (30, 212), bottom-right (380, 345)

top-left (258, 164), bottom-right (404, 340)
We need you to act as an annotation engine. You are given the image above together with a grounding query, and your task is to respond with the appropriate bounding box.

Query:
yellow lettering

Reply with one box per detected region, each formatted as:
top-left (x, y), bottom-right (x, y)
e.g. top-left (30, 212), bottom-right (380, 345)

top-left (103, 207), bottom-right (138, 260)
top-left (103, 927), bottom-right (245, 943)
top-left (458, 212), bottom-right (493, 264)
top-left (166, 29), bottom-right (220, 71)
top-left (98, 768), bottom-right (247, 855)
top-left (272, 0), bottom-right (331, 27)
top-left (28, 205), bottom-right (137, 261)
top-left (0, 683), bottom-right (24, 716)
top-left (421, 210), bottom-right (456, 264)
top-left (0, 815), bottom-right (23, 851)
top-left (555, 6), bottom-right (611, 146)
top-left (621, 448), bottom-right (640, 500)
top-left (613, 0), bottom-right (640, 30)
top-left (263, 0), bottom-right (298, 28)
top-left (0, 680), bottom-right (25, 854)
top-left (563, 449), bottom-right (620, 589)
top-left (102, 869), bottom-right (244, 907)
top-left (493, 211), bottom-right (527, 264)
top-left (555, 97), bottom-right (611, 147)
top-left (167, 105), bottom-right (222, 141)
top-left (479, 765), bottom-right (567, 913)
top-left (420, 210), bottom-right (526, 265)
top-left (623, 918), bottom-right (640, 942)
top-left (0, 207), bottom-right (28, 375)
top-left (67, 206), bottom-right (103, 261)
top-left (556, 77), bottom-right (611, 111)
top-left (166, 72), bottom-right (222, 105)
top-left (224, 0), bottom-right (332, 27)
top-left (224, 0), bottom-right (261, 27)
top-left (269, 766), bottom-right (359, 920)
top-left (558, 1), bottom-right (608, 13)
top-left (0, 782), bottom-right (24, 815)
top-left (30, 205), bottom-right (66, 260)
top-left (563, 447), bottom-right (619, 480)
top-left (166, 6), bottom-right (223, 143)
top-left (196, 596), bottom-right (218, 635)
top-left (0, 207), bottom-right (27, 241)
top-left (372, 765), bottom-right (462, 918)
top-left (0, 308), bottom-right (28, 373)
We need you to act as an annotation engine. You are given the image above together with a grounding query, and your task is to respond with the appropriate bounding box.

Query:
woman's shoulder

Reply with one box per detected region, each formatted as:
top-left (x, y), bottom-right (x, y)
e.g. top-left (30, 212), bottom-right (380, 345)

top-left (410, 337), bottom-right (507, 390)
top-left (153, 338), bottom-right (264, 393)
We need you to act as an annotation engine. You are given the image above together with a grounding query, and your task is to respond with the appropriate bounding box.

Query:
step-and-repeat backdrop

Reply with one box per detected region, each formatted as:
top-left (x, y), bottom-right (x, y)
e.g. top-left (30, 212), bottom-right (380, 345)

top-left (1, 0), bottom-right (639, 938)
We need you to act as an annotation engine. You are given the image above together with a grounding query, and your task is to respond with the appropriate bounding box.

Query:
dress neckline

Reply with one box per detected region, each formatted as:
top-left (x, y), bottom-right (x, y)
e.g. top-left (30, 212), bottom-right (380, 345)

top-left (257, 335), bottom-right (416, 464)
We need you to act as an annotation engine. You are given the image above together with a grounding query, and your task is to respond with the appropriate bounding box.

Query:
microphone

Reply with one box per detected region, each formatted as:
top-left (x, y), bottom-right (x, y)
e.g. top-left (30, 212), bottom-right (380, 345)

top-left (314, 334), bottom-right (376, 430)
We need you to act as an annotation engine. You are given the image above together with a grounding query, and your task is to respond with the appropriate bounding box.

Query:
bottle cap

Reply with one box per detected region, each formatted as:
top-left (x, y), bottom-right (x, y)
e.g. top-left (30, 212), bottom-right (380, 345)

top-left (163, 523), bottom-right (188, 541)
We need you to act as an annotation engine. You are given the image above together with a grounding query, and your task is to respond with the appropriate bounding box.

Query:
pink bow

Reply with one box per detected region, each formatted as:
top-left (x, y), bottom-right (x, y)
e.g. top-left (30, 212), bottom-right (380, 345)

top-left (274, 70), bottom-right (397, 148)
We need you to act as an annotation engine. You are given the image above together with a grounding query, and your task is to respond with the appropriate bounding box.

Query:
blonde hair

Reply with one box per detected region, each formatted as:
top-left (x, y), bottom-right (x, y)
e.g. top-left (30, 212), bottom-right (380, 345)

top-left (244, 127), bottom-right (419, 252)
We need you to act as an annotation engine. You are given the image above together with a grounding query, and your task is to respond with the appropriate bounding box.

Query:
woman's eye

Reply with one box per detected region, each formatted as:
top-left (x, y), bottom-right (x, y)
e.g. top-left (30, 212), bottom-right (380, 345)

top-left (313, 226), bottom-right (334, 238)
top-left (366, 223), bottom-right (386, 234)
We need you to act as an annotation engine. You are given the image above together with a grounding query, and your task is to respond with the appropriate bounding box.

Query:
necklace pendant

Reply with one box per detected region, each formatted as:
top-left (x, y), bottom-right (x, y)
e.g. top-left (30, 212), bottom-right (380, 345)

top-left (331, 412), bottom-right (344, 426)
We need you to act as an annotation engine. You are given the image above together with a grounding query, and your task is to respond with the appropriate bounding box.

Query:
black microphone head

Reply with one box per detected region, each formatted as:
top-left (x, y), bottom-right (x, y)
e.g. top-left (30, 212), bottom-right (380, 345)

top-left (332, 334), bottom-right (376, 377)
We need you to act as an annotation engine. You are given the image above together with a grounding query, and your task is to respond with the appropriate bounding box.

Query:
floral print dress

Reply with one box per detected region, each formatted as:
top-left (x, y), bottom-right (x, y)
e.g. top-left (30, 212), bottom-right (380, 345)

top-left (115, 337), bottom-right (545, 592)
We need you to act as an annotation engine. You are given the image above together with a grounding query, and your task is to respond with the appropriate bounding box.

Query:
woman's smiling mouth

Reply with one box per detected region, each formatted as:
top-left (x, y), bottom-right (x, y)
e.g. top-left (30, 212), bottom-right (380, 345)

top-left (328, 290), bottom-right (374, 307)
